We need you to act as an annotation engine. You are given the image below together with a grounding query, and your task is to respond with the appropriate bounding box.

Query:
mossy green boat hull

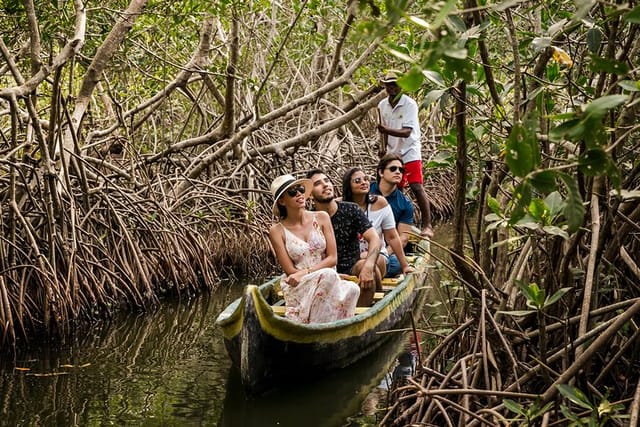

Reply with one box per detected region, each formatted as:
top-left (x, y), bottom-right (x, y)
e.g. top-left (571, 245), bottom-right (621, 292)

top-left (215, 256), bottom-right (429, 395)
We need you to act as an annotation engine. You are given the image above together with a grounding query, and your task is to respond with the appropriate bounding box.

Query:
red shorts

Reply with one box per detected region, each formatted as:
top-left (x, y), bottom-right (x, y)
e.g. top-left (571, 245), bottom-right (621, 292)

top-left (399, 160), bottom-right (423, 189)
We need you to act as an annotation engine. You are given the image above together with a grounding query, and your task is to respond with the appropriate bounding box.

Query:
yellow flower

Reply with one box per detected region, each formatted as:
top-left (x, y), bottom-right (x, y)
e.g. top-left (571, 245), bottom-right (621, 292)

top-left (551, 46), bottom-right (573, 68)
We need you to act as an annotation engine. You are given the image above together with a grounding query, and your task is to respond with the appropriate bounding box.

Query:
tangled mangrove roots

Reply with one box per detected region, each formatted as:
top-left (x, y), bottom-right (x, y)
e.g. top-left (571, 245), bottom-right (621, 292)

top-left (0, 164), bottom-right (265, 345)
top-left (381, 229), bottom-right (640, 426)
top-left (1, 2), bottom-right (465, 348)
top-left (0, 126), bottom-right (454, 348)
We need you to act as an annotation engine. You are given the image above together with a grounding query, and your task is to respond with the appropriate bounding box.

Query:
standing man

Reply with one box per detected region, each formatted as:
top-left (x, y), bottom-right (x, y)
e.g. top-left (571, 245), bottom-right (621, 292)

top-left (377, 70), bottom-right (434, 238)
top-left (306, 169), bottom-right (382, 306)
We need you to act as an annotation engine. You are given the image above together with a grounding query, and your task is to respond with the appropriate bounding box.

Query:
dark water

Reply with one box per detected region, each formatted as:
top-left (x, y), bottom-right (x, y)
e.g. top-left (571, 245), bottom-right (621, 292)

top-left (0, 280), bottom-right (410, 426)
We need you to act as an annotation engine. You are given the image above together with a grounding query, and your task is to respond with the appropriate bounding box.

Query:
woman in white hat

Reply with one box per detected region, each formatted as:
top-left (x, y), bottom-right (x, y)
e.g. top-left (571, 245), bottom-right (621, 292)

top-left (268, 174), bottom-right (360, 323)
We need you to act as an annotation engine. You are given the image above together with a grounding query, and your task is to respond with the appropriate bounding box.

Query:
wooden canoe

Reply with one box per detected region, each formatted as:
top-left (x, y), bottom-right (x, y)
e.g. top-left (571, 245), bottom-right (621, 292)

top-left (215, 251), bottom-right (429, 395)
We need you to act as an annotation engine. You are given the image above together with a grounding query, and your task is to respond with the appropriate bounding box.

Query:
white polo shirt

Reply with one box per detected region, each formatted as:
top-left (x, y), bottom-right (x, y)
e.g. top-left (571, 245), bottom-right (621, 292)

top-left (378, 94), bottom-right (421, 163)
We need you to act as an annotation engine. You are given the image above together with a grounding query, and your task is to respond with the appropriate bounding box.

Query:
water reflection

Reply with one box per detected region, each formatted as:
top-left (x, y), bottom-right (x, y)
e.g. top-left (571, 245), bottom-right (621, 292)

top-left (0, 281), bottom-right (407, 426)
top-left (219, 332), bottom-right (405, 427)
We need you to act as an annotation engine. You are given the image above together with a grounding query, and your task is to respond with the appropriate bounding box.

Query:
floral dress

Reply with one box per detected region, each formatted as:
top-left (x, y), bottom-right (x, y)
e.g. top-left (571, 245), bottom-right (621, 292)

top-left (280, 215), bottom-right (360, 323)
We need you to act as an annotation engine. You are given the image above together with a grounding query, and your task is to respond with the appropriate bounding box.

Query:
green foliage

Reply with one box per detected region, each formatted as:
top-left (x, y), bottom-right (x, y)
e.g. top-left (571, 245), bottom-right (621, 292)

top-left (623, 5), bottom-right (640, 23)
top-left (499, 280), bottom-right (570, 317)
top-left (557, 385), bottom-right (627, 426)
top-left (505, 118), bottom-right (540, 178)
top-left (503, 399), bottom-right (555, 425)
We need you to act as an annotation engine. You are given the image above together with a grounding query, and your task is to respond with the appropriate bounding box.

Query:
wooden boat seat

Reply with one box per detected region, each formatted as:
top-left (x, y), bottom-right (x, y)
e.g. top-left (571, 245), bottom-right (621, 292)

top-left (272, 306), bottom-right (369, 316)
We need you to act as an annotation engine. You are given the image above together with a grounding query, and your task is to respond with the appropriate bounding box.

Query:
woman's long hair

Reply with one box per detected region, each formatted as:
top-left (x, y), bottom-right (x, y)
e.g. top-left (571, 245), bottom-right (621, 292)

top-left (342, 167), bottom-right (377, 207)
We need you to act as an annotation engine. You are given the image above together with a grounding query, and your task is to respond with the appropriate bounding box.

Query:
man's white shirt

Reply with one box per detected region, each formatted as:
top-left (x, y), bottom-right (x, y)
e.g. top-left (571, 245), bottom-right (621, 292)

top-left (378, 94), bottom-right (421, 163)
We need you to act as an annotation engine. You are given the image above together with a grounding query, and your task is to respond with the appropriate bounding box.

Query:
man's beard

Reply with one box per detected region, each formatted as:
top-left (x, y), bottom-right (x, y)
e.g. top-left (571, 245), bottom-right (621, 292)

top-left (313, 192), bottom-right (334, 203)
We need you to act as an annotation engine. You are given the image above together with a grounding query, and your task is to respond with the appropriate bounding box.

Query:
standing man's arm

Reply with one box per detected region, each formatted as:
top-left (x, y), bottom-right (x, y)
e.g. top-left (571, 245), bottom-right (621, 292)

top-left (378, 125), bottom-right (412, 138)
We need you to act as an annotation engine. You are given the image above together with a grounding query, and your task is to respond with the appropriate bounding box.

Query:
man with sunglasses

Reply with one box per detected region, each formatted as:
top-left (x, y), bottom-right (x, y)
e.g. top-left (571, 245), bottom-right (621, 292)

top-left (370, 154), bottom-right (415, 277)
top-left (306, 169), bottom-right (382, 306)
top-left (377, 70), bottom-right (434, 239)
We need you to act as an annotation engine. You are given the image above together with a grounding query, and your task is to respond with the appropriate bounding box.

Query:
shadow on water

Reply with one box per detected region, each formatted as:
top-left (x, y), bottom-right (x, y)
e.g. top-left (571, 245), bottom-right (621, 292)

top-left (0, 280), bottom-right (411, 426)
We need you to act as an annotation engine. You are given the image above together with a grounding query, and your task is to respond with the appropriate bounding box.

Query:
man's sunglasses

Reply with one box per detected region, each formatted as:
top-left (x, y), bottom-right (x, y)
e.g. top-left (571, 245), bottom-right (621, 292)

top-left (385, 166), bottom-right (405, 173)
top-left (285, 185), bottom-right (306, 197)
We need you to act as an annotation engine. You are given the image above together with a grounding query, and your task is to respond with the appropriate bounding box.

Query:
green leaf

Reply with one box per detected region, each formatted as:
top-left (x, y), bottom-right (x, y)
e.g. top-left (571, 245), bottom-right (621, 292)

top-left (544, 287), bottom-right (571, 307)
top-left (624, 5), bottom-right (640, 23)
top-left (489, 234), bottom-right (527, 249)
top-left (573, 0), bottom-right (596, 21)
top-left (444, 46), bottom-right (468, 59)
top-left (545, 191), bottom-right (565, 216)
top-left (423, 70), bottom-right (445, 88)
top-left (485, 216), bottom-right (505, 232)
top-left (531, 401), bottom-right (556, 418)
top-left (516, 280), bottom-right (545, 309)
top-left (399, 69), bottom-right (424, 92)
top-left (431, 0), bottom-right (458, 30)
top-left (589, 55), bottom-right (629, 75)
top-left (497, 310), bottom-right (536, 317)
top-left (446, 15), bottom-right (467, 35)
top-left (530, 170), bottom-right (557, 193)
top-left (509, 181), bottom-right (532, 225)
top-left (513, 216), bottom-right (540, 230)
top-left (529, 283), bottom-right (545, 308)
top-left (426, 150), bottom-right (453, 168)
top-left (528, 198), bottom-right (549, 223)
top-left (557, 384), bottom-right (594, 410)
top-left (541, 225), bottom-right (569, 239)
top-left (617, 80), bottom-right (640, 92)
top-left (444, 57), bottom-right (474, 81)
top-left (586, 27), bottom-right (603, 53)
top-left (423, 89), bottom-right (447, 107)
top-left (583, 95), bottom-right (628, 121)
top-left (503, 399), bottom-right (525, 415)
top-left (406, 15), bottom-right (430, 29)
top-left (546, 61), bottom-right (560, 82)
top-left (560, 404), bottom-right (583, 422)
top-left (549, 118), bottom-right (584, 142)
top-left (487, 195), bottom-right (502, 216)
top-left (506, 124), bottom-right (539, 177)
top-left (578, 148), bottom-right (609, 175)
top-left (389, 48), bottom-right (414, 64)
top-left (558, 173), bottom-right (586, 233)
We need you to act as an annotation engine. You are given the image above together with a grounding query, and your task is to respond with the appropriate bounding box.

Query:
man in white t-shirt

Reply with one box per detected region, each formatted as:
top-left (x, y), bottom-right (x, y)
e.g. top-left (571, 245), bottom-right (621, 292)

top-left (377, 70), bottom-right (434, 238)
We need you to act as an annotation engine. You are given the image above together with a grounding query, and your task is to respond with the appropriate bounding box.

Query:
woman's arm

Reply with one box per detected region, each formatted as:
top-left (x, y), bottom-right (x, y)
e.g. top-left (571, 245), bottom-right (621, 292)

top-left (268, 224), bottom-right (298, 275)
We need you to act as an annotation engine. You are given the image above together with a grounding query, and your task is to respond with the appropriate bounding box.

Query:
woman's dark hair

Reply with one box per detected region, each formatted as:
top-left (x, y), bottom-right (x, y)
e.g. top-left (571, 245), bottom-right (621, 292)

top-left (342, 167), bottom-right (377, 206)
top-left (376, 153), bottom-right (404, 180)
top-left (341, 167), bottom-right (362, 203)
top-left (276, 201), bottom-right (288, 219)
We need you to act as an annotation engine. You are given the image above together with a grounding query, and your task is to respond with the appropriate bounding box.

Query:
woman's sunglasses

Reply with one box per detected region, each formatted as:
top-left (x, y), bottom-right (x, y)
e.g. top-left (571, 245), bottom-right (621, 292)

top-left (285, 185), bottom-right (306, 197)
top-left (385, 166), bottom-right (405, 173)
top-left (351, 176), bottom-right (370, 185)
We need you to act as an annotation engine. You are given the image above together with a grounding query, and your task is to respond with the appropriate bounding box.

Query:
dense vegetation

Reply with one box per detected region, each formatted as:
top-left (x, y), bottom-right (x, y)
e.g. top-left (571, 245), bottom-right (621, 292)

top-left (1, 0), bottom-right (638, 424)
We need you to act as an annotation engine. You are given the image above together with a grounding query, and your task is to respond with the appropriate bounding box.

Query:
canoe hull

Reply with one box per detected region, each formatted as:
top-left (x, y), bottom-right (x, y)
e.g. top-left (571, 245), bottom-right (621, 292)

top-left (216, 256), bottom-right (428, 395)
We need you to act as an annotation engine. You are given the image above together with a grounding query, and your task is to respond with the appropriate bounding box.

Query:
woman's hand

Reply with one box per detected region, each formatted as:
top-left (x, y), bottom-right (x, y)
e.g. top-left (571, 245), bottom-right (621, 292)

top-left (286, 269), bottom-right (308, 287)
